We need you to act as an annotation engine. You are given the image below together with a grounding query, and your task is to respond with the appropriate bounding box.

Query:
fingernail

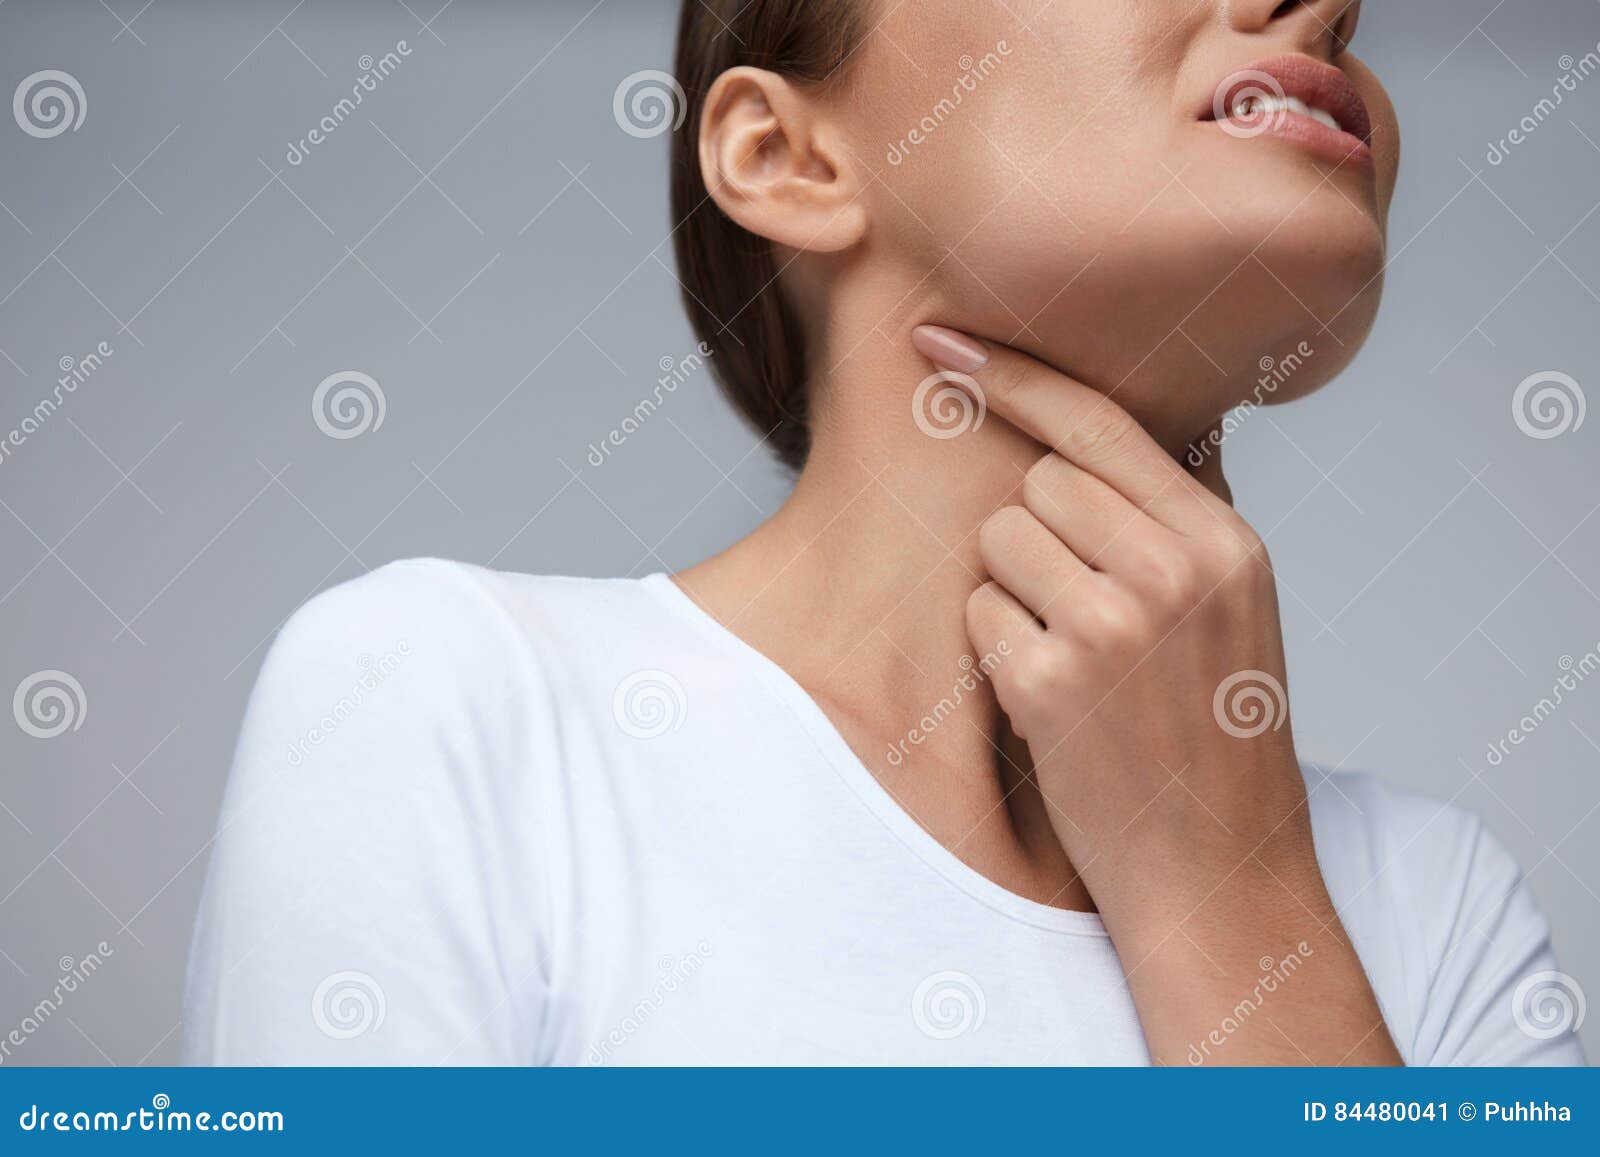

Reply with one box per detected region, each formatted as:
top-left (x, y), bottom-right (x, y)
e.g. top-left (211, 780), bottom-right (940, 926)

top-left (912, 325), bottom-right (989, 375)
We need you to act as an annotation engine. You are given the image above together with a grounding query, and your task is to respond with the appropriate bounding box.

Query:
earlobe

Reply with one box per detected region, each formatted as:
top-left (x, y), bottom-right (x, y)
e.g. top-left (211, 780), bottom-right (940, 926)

top-left (698, 67), bottom-right (867, 254)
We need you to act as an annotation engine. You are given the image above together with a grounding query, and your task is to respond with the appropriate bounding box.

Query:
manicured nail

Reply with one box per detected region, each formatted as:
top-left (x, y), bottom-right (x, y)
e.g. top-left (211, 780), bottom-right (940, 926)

top-left (912, 325), bottom-right (989, 374)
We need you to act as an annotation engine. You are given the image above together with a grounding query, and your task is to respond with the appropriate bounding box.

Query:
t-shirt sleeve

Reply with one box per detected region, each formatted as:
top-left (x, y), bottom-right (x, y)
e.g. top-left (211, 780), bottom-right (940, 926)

top-left (1402, 802), bottom-right (1587, 1066)
top-left (181, 559), bottom-right (554, 1065)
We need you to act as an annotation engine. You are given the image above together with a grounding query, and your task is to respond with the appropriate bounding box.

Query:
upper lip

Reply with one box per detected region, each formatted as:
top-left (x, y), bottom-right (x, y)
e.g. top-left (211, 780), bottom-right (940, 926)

top-left (1201, 54), bottom-right (1373, 143)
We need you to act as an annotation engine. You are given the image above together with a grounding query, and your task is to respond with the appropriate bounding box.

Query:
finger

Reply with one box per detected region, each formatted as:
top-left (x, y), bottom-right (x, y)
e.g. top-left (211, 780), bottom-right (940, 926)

top-left (1052, 578), bottom-right (1154, 656)
top-left (912, 325), bottom-right (1221, 530)
top-left (978, 506), bottom-right (1094, 627)
top-left (965, 580), bottom-right (1046, 659)
top-left (1019, 453), bottom-right (1176, 578)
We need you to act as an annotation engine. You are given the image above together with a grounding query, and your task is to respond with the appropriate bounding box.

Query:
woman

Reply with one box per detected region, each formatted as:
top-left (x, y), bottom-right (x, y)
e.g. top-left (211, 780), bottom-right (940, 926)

top-left (184, 0), bottom-right (1585, 1065)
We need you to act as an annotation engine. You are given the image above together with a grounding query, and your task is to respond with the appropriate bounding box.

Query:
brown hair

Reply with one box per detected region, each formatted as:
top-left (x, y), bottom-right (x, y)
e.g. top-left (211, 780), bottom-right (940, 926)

top-left (671, 1), bottom-right (865, 472)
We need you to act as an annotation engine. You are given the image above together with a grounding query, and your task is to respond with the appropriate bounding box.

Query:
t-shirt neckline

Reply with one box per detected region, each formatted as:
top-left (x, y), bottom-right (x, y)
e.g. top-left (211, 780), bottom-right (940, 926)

top-left (643, 572), bottom-right (1109, 938)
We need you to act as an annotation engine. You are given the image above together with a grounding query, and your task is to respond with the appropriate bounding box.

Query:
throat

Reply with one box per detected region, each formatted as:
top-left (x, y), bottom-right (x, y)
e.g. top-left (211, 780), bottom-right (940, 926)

top-left (675, 520), bottom-right (1096, 914)
top-left (816, 683), bottom-right (1095, 913)
top-left (670, 308), bottom-right (1106, 914)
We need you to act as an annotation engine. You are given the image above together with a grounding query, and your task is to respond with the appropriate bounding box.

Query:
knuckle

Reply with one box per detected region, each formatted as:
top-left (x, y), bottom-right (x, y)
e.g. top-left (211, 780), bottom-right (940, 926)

top-left (1062, 404), bottom-right (1139, 462)
top-left (1022, 454), bottom-right (1070, 503)
top-left (985, 356), bottom-right (1032, 404)
top-left (1009, 640), bottom-right (1073, 703)
top-left (1208, 521), bottom-right (1270, 574)
top-left (1245, 531), bottom-right (1272, 571)
top-left (1023, 458), bottom-right (1086, 522)
top-left (1084, 589), bottom-right (1150, 646)
top-left (1149, 548), bottom-right (1201, 608)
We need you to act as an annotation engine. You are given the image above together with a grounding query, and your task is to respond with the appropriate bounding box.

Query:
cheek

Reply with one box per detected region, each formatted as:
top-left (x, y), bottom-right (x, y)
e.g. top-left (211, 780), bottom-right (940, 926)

top-left (882, 108), bottom-right (1184, 326)
top-left (920, 107), bottom-right (1392, 350)
top-left (862, 3), bottom-right (1183, 261)
top-left (855, 9), bottom-right (1397, 417)
top-left (924, 159), bottom-right (1242, 349)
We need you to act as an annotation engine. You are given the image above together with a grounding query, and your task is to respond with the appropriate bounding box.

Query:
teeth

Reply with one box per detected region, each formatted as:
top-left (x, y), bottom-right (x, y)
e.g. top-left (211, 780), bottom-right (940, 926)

top-left (1235, 93), bottom-right (1343, 132)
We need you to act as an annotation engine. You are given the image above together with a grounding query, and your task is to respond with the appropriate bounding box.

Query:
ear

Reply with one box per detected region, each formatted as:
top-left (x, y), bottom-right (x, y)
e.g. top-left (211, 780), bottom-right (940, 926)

top-left (698, 67), bottom-right (867, 254)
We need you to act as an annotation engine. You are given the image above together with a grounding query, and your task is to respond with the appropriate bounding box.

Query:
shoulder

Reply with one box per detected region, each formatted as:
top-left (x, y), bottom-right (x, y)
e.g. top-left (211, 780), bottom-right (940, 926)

top-left (259, 557), bottom-right (656, 717)
top-left (237, 559), bottom-right (704, 790)
top-left (267, 556), bottom-right (608, 672)
top-left (228, 559), bottom-right (659, 810)
top-left (1306, 769), bottom-right (1583, 1065)
top-left (188, 557), bottom-right (635, 1063)
top-left (1305, 768), bottom-right (1495, 900)
top-left (265, 558), bottom-right (498, 685)
top-left (1306, 768), bottom-right (1519, 966)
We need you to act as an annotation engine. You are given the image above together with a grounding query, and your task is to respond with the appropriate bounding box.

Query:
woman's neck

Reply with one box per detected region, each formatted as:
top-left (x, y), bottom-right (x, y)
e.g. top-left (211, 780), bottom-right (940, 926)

top-left (674, 309), bottom-right (1093, 903)
top-left (687, 314), bottom-right (1035, 721)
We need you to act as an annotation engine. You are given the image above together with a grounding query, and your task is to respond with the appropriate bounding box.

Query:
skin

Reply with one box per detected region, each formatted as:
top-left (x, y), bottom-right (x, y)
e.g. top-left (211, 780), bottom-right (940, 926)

top-left (677, 0), bottom-right (1404, 1064)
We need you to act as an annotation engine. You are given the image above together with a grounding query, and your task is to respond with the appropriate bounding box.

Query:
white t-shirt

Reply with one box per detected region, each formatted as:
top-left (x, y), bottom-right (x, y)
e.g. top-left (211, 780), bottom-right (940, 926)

top-left (182, 558), bottom-right (1587, 1066)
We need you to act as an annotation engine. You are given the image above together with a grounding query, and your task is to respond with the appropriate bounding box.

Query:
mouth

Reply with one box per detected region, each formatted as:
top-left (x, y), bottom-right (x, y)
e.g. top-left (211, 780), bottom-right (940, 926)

top-left (1200, 55), bottom-right (1374, 169)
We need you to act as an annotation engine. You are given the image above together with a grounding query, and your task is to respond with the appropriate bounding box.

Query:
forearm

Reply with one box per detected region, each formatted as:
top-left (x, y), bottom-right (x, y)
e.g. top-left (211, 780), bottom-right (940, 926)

top-left (1095, 833), bottom-right (1403, 1067)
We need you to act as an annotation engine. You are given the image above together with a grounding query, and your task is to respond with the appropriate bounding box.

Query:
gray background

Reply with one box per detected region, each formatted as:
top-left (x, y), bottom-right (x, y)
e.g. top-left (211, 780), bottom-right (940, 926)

top-left (0, 0), bottom-right (1596, 1065)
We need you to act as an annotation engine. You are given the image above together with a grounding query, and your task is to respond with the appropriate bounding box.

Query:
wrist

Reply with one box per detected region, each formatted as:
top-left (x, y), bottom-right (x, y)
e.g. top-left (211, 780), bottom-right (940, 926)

top-left (1067, 767), bottom-right (1319, 912)
top-left (1086, 814), bottom-right (1328, 950)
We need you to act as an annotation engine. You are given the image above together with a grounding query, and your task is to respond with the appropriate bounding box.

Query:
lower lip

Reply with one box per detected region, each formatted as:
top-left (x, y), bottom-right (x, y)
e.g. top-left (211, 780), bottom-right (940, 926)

top-left (1209, 109), bottom-right (1373, 170)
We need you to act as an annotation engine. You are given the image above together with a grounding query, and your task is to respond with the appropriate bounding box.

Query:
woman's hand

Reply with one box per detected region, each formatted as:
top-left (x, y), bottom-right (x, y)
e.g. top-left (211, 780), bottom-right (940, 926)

top-left (913, 324), bottom-right (1402, 1066)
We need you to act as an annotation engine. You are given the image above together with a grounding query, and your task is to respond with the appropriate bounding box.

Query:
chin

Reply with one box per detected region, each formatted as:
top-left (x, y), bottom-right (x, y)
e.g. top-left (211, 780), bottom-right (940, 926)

top-left (1155, 170), bottom-right (1388, 392)
top-left (934, 175), bottom-right (1389, 442)
top-left (1238, 199), bottom-right (1387, 402)
top-left (1253, 194), bottom-right (1386, 306)
top-left (1161, 238), bottom-right (1384, 425)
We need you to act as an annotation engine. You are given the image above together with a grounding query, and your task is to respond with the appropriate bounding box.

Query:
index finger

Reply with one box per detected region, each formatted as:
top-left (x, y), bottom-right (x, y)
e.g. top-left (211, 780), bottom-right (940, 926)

top-left (911, 324), bottom-right (1217, 527)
